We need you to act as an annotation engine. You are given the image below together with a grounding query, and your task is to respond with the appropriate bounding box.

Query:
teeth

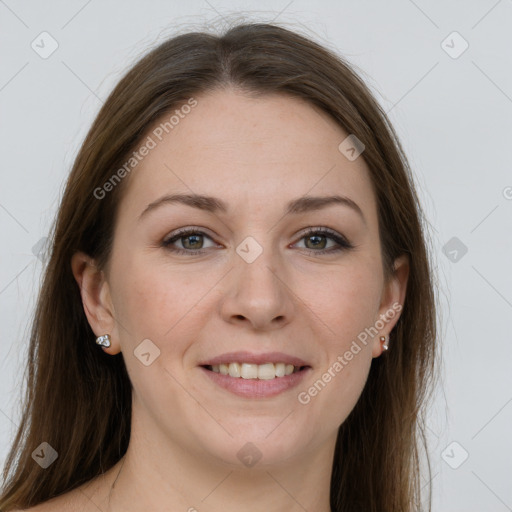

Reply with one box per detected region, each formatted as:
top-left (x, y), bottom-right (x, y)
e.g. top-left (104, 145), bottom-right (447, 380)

top-left (275, 363), bottom-right (285, 377)
top-left (207, 362), bottom-right (303, 379)
top-left (257, 363), bottom-right (275, 380)
top-left (228, 362), bottom-right (241, 378)
top-left (241, 363), bottom-right (258, 379)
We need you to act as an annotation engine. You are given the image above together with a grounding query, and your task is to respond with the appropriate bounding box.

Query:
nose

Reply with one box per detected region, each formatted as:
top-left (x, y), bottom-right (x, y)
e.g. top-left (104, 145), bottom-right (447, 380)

top-left (220, 247), bottom-right (295, 331)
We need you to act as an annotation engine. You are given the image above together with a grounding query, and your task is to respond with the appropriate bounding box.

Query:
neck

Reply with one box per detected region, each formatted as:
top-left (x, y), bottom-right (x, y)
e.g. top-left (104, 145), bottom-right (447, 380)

top-left (92, 409), bottom-right (335, 512)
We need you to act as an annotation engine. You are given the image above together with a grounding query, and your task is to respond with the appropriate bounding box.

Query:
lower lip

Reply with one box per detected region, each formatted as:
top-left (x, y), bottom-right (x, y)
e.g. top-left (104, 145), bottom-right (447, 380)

top-left (199, 366), bottom-right (311, 398)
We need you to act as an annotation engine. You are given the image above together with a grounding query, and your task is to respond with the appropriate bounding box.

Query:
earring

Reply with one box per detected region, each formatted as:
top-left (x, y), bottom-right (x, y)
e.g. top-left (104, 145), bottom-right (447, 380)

top-left (380, 335), bottom-right (389, 351)
top-left (95, 334), bottom-right (111, 348)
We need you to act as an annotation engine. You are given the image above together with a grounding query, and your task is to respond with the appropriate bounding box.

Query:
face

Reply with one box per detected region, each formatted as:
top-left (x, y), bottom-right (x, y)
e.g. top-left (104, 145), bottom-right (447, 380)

top-left (76, 88), bottom-right (407, 469)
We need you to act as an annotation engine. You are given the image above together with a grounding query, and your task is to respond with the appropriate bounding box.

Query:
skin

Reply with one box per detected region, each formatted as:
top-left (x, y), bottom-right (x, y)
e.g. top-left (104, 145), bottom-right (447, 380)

top-left (31, 88), bottom-right (408, 512)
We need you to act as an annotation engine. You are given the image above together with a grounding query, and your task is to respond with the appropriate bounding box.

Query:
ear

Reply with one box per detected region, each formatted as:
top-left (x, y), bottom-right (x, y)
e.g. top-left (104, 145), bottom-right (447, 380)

top-left (371, 254), bottom-right (409, 358)
top-left (71, 251), bottom-right (121, 355)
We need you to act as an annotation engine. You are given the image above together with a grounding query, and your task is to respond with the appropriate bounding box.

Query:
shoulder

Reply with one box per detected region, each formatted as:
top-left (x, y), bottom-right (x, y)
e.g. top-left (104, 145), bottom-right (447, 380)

top-left (10, 460), bottom-right (121, 511)
top-left (11, 481), bottom-right (102, 512)
top-left (10, 491), bottom-right (79, 511)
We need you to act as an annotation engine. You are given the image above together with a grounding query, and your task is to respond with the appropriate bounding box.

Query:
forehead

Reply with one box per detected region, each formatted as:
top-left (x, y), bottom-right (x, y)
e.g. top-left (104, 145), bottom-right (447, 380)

top-left (117, 88), bottom-right (377, 224)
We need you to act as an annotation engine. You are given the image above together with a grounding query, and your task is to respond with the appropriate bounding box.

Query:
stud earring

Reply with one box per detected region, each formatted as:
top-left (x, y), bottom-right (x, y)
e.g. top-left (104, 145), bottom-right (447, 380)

top-left (380, 335), bottom-right (389, 351)
top-left (95, 334), bottom-right (111, 348)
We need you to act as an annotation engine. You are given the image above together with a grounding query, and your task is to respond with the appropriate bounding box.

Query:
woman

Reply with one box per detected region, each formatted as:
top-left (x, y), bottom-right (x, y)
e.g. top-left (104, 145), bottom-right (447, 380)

top-left (0, 21), bottom-right (438, 511)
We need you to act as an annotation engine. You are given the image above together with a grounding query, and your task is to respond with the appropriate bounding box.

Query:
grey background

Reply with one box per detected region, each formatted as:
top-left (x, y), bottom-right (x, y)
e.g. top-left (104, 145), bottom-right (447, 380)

top-left (1, 1), bottom-right (511, 511)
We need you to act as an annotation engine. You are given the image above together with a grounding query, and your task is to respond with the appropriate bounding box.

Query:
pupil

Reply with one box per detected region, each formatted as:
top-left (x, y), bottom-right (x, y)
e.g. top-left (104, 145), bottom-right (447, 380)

top-left (184, 235), bottom-right (202, 249)
top-left (307, 235), bottom-right (325, 249)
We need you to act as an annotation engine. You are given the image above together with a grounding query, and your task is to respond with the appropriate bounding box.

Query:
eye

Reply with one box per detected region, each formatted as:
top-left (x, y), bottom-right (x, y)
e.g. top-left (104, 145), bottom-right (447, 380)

top-left (162, 228), bottom-right (217, 255)
top-left (293, 227), bottom-right (354, 255)
top-left (161, 226), bottom-right (354, 256)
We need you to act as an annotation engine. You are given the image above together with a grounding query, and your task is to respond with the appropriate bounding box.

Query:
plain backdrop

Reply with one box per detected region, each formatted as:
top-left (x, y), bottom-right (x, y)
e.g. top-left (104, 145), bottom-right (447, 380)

top-left (1, 1), bottom-right (511, 511)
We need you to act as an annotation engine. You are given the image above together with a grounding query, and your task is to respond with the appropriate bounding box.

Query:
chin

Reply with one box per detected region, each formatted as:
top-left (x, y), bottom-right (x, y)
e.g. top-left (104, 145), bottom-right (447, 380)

top-left (196, 424), bottom-right (309, 469)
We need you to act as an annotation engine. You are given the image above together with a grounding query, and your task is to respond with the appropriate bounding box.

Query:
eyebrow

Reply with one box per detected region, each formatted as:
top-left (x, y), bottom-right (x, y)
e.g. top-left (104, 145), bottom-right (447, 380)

top-left (138, 193), bottom-right (366, 224)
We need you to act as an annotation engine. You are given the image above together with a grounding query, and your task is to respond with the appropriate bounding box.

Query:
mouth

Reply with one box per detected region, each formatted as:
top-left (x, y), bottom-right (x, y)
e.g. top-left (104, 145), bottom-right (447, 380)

top-left (201, 362), bottom-right (309, 380)
top-left (198, 352), bottom-right (312, 398)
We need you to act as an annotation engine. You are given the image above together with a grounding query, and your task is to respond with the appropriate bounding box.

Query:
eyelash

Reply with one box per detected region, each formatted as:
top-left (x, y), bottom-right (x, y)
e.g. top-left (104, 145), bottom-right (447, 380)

top-left (161, 226), bottom-right (354, 256)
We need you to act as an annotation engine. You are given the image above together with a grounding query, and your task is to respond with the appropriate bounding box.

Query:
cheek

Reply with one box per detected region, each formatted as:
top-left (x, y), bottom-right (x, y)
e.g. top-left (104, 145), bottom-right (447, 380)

top-left (299, 260), bottom-right (382, 344)
top-left (299, 261), bottom-right (382, 426)
top-left (110, 265), bottom-right (196, 401)
top-left (111, 255), bottom-right (215, 365)
top-left (112, 249), bottom-right (178, 327)
top-left (324, 354), bottom-right (372, 429)
top-left (298, 326), bottom-right (374, 434)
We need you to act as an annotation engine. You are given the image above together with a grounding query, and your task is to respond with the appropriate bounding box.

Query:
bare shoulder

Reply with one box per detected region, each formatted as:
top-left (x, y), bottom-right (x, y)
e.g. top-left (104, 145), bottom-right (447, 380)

top-left (9, 460), bottom-right (122, 512)
top-left (11, 477), bottom-right (109, 512)
top-left (10, 489), bottom-right (84, 511)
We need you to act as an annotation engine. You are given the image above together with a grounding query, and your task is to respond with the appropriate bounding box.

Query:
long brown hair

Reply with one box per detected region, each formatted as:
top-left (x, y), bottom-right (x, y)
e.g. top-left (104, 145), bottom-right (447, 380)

top-left (0, 21), bottom-right (438, 511)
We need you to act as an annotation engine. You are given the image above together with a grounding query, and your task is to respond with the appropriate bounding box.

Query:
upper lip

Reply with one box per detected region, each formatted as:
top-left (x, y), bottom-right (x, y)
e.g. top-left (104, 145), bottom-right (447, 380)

top-left (199, 351), bottom-right (310, 367)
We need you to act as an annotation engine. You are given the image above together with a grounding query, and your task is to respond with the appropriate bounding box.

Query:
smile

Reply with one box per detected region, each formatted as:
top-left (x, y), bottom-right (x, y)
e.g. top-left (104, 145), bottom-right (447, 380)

top-left (200, 363), bottom-right (311, 399)
top-left (204, 362), bottom-right (304, 380)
